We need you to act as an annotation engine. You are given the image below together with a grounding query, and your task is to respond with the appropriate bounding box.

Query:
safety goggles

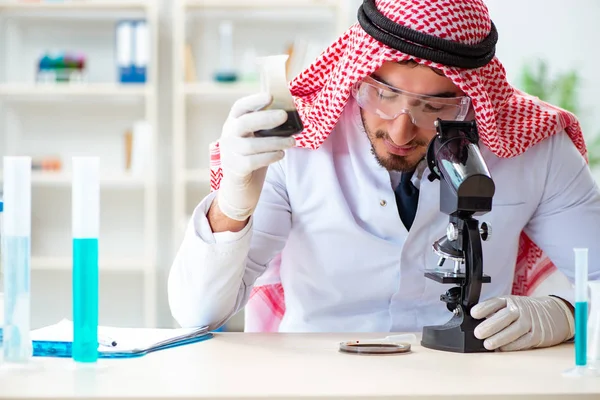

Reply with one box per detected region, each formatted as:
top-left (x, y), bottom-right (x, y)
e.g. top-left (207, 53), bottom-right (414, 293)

top-left (351, 76), bottom-right (471, 130)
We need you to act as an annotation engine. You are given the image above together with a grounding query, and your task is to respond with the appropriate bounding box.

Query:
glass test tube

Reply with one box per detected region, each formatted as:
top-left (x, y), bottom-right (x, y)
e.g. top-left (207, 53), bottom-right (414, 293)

top-left (575, 248), bottom-right (589, 367)
top-left (587, 280), bottom-right (600, 369)
top-left (214, 20), bottom-right (237, 82)
top-left (72, 157), bottom-right (99, 363)
top-left (2, 156), bottom-right (32, 362)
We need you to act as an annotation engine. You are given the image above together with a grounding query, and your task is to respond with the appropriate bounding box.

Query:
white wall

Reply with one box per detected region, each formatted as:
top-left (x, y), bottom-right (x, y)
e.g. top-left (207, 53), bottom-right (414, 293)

top-left (484, 0), bottom-right (600, 136)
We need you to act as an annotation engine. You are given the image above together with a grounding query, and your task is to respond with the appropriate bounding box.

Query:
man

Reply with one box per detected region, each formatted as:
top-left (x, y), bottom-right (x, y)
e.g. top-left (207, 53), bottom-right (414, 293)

top-left (168, 0), bottom-right (600, 351)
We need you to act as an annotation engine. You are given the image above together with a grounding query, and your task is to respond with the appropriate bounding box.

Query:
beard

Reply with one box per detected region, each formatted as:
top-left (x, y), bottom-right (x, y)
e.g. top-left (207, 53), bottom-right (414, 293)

top-left (361, 112), bottom-right (429, 172)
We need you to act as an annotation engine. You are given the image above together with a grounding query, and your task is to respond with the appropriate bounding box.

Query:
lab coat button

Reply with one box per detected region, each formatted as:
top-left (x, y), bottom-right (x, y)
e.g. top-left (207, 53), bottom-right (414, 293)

top-left (380, 200), bottom-right (387, 207)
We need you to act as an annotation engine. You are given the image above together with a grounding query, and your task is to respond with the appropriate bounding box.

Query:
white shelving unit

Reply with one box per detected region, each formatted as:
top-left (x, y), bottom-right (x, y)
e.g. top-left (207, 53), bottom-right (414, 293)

top-left (171, 0), bottom-right (351, 251)
top-left (0, 0), bottom-right (159, 328)
top-left (171, 0), bottom-right (351, 330)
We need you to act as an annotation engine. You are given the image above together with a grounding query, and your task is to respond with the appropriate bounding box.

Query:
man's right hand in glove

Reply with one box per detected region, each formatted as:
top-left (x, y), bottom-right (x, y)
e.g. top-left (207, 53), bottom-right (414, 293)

top-left (208, 92), bottom-right (296, 233)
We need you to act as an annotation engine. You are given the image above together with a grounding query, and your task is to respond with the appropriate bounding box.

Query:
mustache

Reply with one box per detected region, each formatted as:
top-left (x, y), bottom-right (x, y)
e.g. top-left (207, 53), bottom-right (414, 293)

top-left (374, 130), bottom-right (429, 147)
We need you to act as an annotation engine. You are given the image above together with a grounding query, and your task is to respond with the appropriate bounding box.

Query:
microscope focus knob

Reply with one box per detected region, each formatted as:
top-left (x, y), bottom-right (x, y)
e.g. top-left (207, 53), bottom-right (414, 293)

top-left (480, 222), bottom-right (492, 241)
top-left (446, 223), bottom-right (459, 241)
top-left (441, 286), bottom-right (462, 312)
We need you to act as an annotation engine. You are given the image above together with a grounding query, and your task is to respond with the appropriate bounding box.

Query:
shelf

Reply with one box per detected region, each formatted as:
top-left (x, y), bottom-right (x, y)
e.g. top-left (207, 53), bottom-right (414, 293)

top-left (185, 0), bottom-right (338, 9)
top-left (184, 3), bottom-right (337, 22)
top-left (0, 1), bottom-right (151, 10)
top-left (0, 1), bottom-right (152, 20)
top-left (184, 81), bottom-right (259, 101)
top-left (0, 171), bottom-right (147, 189)
top-left (31, 256), bottom-right (152, 272)
top-left (0, 83), bottom-right (151, 102)
top-left (0, 0), bottom-right (160, 328)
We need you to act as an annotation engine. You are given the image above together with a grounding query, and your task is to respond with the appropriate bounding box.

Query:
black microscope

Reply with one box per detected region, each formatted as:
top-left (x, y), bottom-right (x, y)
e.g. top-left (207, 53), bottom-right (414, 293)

top-left (420, 119), bottom-right (495, 353)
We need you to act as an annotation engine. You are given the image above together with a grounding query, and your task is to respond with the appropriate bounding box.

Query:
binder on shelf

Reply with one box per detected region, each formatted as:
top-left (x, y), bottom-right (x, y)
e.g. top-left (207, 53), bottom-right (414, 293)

top-left (30, 319), bottom-right (213, 359)
top-left (133, 20), bottom-right (149, 82)
top-left (116, 19), bottom-right (148, 84)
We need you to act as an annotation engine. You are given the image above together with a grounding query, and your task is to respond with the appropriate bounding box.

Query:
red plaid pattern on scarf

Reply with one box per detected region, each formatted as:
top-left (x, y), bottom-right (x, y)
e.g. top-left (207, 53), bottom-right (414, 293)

top-left (209, 0), bottom-right (586, 331)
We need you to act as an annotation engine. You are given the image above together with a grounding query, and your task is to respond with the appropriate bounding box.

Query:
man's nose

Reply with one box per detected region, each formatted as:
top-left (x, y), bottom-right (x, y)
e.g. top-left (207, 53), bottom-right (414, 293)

top-left (387, 112), bottom-right (417, 146)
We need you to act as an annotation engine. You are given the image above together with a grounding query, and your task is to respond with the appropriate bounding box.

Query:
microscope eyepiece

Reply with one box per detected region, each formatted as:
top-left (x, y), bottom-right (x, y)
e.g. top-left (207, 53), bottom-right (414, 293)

top-left (426, 119), bottom-right (495, 215)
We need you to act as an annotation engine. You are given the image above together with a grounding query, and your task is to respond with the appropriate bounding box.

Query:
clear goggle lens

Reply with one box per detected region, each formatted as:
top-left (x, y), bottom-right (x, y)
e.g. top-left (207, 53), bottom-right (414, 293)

top-left (352, 76), bottom-right (471, 130)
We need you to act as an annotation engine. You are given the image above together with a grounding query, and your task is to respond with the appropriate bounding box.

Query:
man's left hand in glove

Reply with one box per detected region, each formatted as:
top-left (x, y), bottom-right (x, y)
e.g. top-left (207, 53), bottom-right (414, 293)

top-left (470, 295), bottom-right (575, 351)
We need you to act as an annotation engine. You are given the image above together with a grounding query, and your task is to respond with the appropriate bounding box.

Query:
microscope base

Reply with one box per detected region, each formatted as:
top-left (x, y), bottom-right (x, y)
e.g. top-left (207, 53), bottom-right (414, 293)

top-left (421, 308), bottom-right (489, 353)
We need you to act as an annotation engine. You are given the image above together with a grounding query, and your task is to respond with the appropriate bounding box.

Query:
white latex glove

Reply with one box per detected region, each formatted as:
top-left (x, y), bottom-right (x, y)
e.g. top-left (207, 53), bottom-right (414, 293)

top-left (470, 295), bottom-right (574, 351)
top-left (217, 92), bottom-right (296, 221)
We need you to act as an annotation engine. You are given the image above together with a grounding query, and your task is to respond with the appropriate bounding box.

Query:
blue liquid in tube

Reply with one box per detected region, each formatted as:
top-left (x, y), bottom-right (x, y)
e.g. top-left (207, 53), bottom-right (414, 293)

top-left (3, 235), bottom-right (32, 362)
top-left (72, 237), bottom-right (99, 362)
top-left (575, 301), bottom-right (588, 366)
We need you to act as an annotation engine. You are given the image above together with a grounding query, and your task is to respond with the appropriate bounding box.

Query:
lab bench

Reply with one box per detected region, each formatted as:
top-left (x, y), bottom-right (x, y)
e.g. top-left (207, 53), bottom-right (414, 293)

top-left (0, 332), bottom-right (598, 399)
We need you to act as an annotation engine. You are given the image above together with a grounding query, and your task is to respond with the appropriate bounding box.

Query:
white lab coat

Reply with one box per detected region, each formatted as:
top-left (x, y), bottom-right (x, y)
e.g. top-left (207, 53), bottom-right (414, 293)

top-left (168, 98), bottom-right (600, 332)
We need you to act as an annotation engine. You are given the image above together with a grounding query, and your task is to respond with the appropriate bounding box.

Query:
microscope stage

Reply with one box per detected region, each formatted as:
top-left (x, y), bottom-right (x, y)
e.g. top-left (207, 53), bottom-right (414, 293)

top-left (424, 270), bottom-right (491, 284)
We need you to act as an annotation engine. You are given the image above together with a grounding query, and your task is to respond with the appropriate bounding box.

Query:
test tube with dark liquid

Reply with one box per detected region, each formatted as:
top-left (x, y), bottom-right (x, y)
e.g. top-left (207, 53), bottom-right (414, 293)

top-left (254, 54), bottom-right (304, 137)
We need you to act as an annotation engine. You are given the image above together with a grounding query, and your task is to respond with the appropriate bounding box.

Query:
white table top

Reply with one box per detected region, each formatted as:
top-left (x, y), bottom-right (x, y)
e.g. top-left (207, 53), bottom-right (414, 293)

top-left (0, 332), bottom-right (599, 399)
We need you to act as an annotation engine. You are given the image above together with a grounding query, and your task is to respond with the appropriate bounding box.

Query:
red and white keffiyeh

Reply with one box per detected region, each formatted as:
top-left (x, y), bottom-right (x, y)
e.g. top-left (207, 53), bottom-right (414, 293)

top-left (209, 0), bottom-right (585, 332)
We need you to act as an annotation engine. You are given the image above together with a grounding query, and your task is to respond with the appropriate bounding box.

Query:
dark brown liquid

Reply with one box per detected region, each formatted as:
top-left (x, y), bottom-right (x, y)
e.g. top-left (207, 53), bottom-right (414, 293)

top-left (255, 110), bottom-right (304, 137)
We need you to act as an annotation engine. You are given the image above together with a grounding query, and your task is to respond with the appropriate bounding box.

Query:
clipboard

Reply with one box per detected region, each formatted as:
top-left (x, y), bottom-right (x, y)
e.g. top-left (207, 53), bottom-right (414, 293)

top-left (30, 319), bottom-right (213, 358)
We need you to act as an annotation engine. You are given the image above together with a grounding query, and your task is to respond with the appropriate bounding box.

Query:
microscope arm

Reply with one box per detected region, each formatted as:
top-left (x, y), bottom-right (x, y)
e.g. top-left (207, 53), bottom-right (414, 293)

top-left (462, 216), bottom-right (484, 310)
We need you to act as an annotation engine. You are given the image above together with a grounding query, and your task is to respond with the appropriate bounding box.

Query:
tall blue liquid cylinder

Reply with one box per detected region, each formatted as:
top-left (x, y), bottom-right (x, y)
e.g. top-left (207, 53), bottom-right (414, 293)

top-left (72, 238), bottom-right (99, 362)
top-left (575, 301), bottom-right (588, 366)
top-left (71, 156), bottom-right (100, 363)
top-left (3, 236), bottom-right (32, 361)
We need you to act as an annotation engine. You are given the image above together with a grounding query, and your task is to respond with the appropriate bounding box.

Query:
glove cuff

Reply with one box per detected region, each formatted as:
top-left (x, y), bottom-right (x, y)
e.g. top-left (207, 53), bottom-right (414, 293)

top-left (549, 295), bottom-right (575, 341)
top-left (216, 190), bottom-right (254, 222)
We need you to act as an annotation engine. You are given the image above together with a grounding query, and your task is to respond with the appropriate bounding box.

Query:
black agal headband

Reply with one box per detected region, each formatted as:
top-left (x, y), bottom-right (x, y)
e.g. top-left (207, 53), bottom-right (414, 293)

top-left (357, 0), bottom-right (498, 69)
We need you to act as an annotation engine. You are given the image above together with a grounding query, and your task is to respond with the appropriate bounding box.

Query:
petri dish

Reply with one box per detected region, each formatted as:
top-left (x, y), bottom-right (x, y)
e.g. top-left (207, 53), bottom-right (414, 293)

top-left (339, 340), bottom-right (411, 355)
